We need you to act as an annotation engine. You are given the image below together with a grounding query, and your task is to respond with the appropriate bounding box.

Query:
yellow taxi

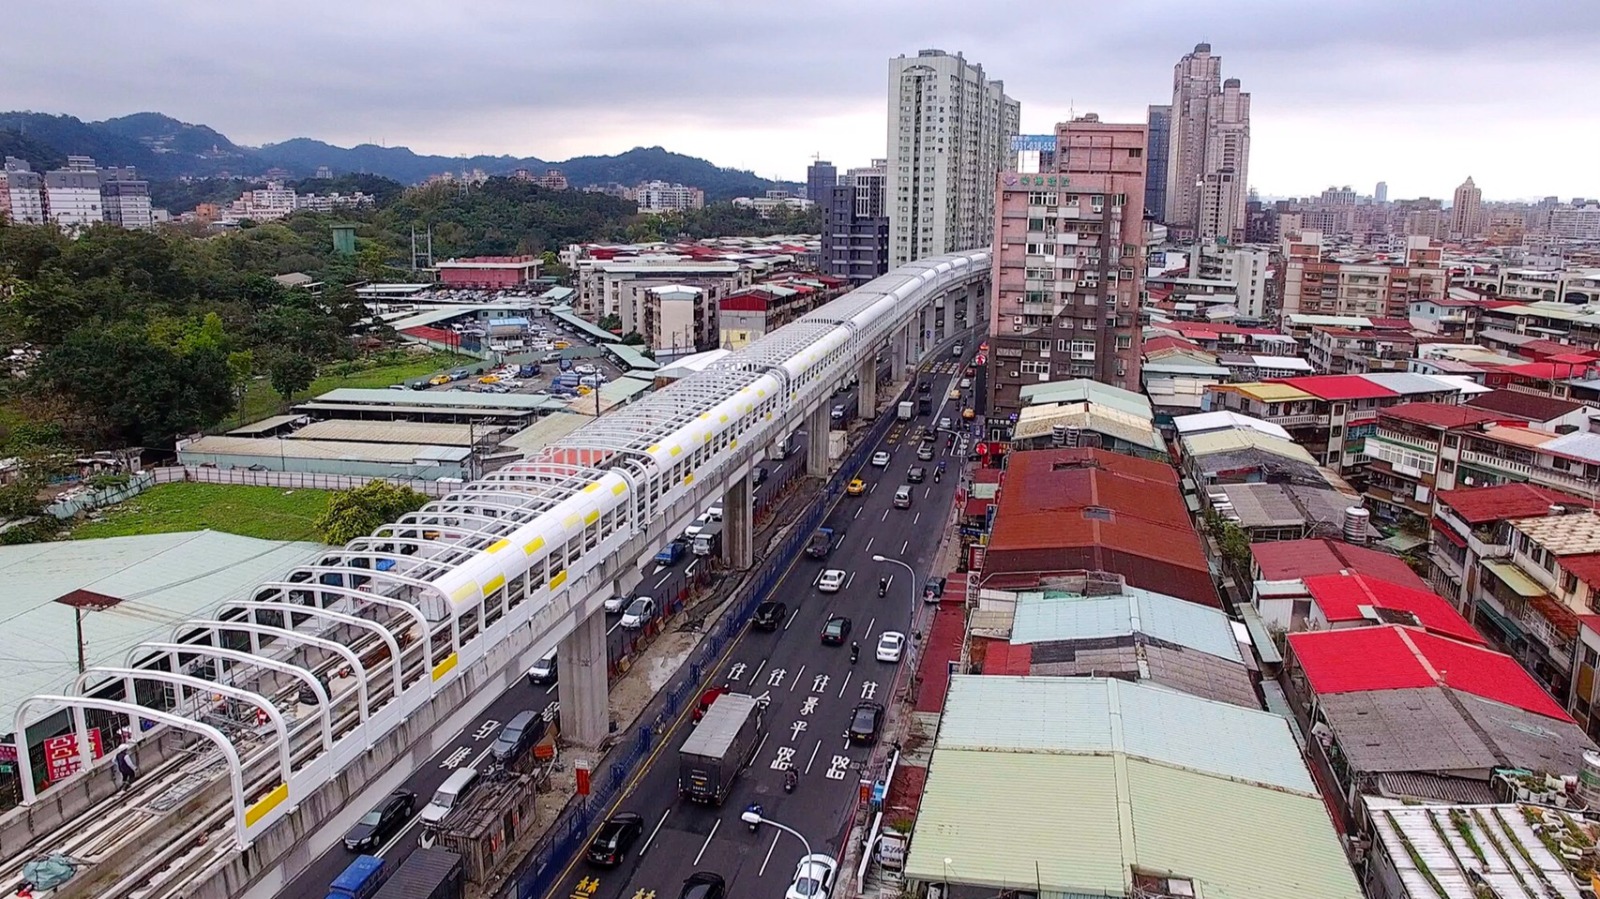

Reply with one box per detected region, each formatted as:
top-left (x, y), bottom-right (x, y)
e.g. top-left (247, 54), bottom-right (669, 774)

top-left (478, 374), bottom-right (500, 384)
top-left (846, 477), bottom-right (867, 496)
top-left (962, 407), bottom-right (976, 420)
top-left (948, 387), bottom-right (961, 400)
top-left (553, 340), bottom-right (572, 349)
top-left (428, 374), bottom-right (451, 386)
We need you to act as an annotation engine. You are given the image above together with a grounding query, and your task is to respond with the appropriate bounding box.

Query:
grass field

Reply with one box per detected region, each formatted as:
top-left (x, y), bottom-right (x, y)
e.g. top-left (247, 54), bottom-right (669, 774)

top-left (70, 482), bottom-right (332, 543)
top-left (225, 350), bottom-right (477, 430)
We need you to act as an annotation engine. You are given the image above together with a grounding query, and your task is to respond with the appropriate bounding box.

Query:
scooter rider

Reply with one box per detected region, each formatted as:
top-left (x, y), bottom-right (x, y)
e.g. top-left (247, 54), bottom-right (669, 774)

top-left (878, 576), bottom-right (889, 597)
top-left (784, 768), bottom-right (798, 792)
top-left (850, 641), bottom-right (860, 664)
top-left (746, 802), bottom-right (763, 832)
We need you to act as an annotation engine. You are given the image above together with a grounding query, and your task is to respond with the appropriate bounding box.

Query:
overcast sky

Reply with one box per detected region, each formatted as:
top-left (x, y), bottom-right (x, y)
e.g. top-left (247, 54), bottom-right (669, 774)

top-left (9, 0), bottom-right (1598, 200)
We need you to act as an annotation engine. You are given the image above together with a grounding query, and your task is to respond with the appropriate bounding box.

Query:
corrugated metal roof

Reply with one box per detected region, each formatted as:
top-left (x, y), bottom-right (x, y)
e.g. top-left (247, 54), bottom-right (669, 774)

top-left (603, 343), bottom-right (660, 370)
top-left (1358, 371), bottom-right (1465, 395)
top-left (0, 532), bottom-right (326, 727)
top-left (1542, 430), bottom-right (1600, 464)
top-left (500, 412), bottom-right (591, 454)
top-left (291, 419), bottom-right (479, 446)
top-left (936, 676), bottom-right (1315, 794)
top-left (1016, 379), bottom-right (1153, 419)
top-left (1011, 402), bottom-right (1163, 450)
top-left (1172, 410), bottom-right (1290, 439)
top-left (1217, 382), bottom-right (1316, 402)
top-left (311, 388), bottom-right (554, 410)
top-left (1010, 590), bottom-right (1243, 663)
top-left (1182, 428), bottom-right (1318, 465)
top-left (228, 414), bottom-right (303, 436)
top-left (179, 435), bottom-right (471, 464)
top-left (905, 680), bottom-right (1361, 899)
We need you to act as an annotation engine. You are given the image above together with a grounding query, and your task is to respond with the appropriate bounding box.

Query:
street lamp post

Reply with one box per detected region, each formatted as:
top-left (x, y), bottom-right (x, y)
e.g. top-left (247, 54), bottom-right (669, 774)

top-left (740, 809), bottom-right (813, 860)
top-left (872, 554), bottom-right (919, 625)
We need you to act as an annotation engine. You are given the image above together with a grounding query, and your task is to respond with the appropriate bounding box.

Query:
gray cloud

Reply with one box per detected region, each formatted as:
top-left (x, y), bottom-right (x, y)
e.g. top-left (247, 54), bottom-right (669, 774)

top-left (7, 0), bottom-right (1600, 197)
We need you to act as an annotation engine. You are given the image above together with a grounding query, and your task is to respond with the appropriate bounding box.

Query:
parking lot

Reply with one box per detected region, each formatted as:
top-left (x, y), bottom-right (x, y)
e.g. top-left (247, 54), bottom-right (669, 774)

top-left (404, 309), bottom-right (630, 400)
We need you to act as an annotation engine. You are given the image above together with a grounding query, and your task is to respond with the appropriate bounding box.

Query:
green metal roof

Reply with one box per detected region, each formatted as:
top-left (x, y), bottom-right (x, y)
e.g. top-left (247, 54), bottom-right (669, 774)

top-left (604, 343), bottom-right (661, 371)
top-left (903, 676), bottom-right (1361, 899)
top-left (1016, 378), bottom-right (1153, 419)
top-left (0, 531), bottom-right (327, 730)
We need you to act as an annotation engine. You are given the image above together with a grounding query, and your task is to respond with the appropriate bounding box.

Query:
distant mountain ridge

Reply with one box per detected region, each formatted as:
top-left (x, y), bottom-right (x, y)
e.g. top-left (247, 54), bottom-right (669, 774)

top-left (0, 111), bottom-right (794, 200)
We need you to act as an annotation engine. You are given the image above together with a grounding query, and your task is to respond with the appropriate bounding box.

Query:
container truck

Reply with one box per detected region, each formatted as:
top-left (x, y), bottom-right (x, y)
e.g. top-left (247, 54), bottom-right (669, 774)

top-left (897, 401), bottom-right (913, 421)
top-left (369, 848), bottom-right (463, 899)
top-left (678, 692), bottom-right (763, 805)
top-left (691, 523), bottom-right (723, 557)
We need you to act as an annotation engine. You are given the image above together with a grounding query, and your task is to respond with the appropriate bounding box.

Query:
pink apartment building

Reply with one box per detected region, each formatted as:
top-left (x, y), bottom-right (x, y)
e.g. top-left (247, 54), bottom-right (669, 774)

top-left (987, 115), bottom-right (1148, 423)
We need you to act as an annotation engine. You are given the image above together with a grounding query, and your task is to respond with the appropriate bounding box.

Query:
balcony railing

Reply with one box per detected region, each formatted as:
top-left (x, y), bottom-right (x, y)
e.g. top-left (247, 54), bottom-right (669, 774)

top-left (1271, 413), bottom-right (1323, 427)
top-left (1461, 450), bottom-right (1595, 494)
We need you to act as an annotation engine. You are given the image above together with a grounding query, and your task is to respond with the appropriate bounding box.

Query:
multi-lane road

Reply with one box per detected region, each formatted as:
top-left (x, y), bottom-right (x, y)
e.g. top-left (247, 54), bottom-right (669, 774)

top-left (542, 351), bottom-right (975, 899)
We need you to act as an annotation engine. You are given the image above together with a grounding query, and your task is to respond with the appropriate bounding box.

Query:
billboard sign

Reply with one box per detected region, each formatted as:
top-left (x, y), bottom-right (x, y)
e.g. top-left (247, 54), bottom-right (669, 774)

top-left (44, 728), bottom-right (104, 783)
top-left (1010, 135), bottom-right (1057, 153)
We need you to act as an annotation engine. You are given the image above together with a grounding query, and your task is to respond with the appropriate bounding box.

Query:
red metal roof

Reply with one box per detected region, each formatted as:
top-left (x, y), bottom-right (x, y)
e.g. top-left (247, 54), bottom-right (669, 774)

top-left (982, 448), bottom-right (1217, 607)
top-left (1561, 553), bottom-right (1600, 591)
top-left (1465, 389), bottom-right (1584, 422)
top-left (1378, 403), bottom-right (1500, 430)
top-left (1503, 361), bottom-right (1598, 380)
top-left (1435, 483), bottom-right (1596, 523)
top-left (1274, 375), bottom-right (1399, 401)
top-left (1304, 573), bottom-right (1484, 644)
top-left (1290, 625), bottom-right (1574, 721)
top-left (914, 600), bottom-right (967, 713)
top-left (1142, 335), bottom-right (1202, 355)
top-left (1250, 538), bottom-right (1429, 590)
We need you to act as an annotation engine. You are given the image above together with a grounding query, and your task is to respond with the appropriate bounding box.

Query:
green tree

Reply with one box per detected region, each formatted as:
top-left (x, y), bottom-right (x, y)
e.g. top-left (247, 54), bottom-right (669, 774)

top-left (620, 331), bottom-right (645, 346)
top-left (315, 480), bottom-right (430, 545)
top-left (269, 353), bottom-right (316, 402)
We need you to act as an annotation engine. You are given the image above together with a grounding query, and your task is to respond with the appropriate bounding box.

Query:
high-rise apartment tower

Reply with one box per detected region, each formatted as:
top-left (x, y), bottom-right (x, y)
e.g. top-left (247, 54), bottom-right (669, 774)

top-left (1451, 176), bottom-right (1483, 239)
top-left (888, 49), bottom-right (1019, 265)
top-left (1162, 44), bottom-right (1250, 244)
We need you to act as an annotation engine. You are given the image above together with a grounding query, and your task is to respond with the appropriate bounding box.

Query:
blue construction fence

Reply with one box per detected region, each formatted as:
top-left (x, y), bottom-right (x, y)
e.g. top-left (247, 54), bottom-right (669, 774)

top-left (500, 382), bottom-right (910, 899)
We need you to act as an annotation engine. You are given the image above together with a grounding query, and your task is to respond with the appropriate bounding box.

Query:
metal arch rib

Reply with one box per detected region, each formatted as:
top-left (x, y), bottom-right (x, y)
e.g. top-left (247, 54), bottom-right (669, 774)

top-left (72, 666), bottom-right (293, 791)
top-left (248, 583), bottom-right (434, 676)
top-left (14, 696), bottom-right (252, 847)
top-left (124, 642), bottom-right (335, 753)
top-left (182, 619), bottom-right (372, 726)
top-left (219, 600), bottom-right (404, 706)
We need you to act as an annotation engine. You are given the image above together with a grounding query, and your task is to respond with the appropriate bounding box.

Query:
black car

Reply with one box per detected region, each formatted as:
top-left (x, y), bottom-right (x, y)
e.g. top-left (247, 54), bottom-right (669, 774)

top-left (821, 615), bottom-right (852, 645)
top-left (918, 381), bottom-right (931, 394)
top-left (680, 872), bottom-right (727, 899)
top-left (753, 601), bottom-right (787, 631)
top-left (343, 789), bottom-right (416, 851)
top-left (907, 466), bottom-right (926, 483)
top-left (753, 466), bottom-right (769, 486)
top-left (586, 812), bottom-right (645, 866)
top-left (847, 701), bottom-right (885, 744)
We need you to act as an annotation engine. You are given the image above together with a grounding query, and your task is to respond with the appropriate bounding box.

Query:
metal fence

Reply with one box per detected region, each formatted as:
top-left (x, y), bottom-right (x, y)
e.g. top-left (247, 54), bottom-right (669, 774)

top-left (44, 466), bottom-right (454, 519)
top-left (501, 386), bottom-right (911, 899)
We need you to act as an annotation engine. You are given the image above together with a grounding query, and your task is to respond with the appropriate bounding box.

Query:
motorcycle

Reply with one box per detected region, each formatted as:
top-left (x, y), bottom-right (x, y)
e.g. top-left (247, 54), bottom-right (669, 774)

top-left (784, 769), bottom-right (798, 793)
top-left (746, 803), bottom-right (763, 832)
top-left (850, 642), bottom-right (860, 664)
top-left (878, 577), bottom-right (888, 598)
top-left (934, 468), bottom-right (942, 483)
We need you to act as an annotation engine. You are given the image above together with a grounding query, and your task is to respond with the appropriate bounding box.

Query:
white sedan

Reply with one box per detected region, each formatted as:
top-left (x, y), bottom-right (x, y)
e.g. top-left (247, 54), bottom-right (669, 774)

top-left (870, 451), bottom-right (890, 468)
top-left (620, 596), bottom-right (657, 629)
top-left (876, 631), bottom-right (906, 663)
top-left (786, 853), bottom-right (839, 899)
top-left (818, 569), bottom-right (847, 593)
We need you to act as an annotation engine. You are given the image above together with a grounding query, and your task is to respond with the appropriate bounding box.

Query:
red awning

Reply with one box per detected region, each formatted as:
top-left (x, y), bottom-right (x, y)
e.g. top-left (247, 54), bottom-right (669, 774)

top-left (1431, 517), bottom-right (1466, 548)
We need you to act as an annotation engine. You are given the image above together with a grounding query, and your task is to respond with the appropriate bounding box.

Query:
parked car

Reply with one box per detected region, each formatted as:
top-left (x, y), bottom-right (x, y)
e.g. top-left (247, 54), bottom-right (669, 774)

top-left (586, 812), bottom-right (645, 866)
top-left (603, 593), bottom-right (630, 613)
top-left (753, 601), bottom-right (787, 631)
top-left (620, 596), bottom-right (657, 629)
top-left (786, 854), bottom-right (839, 899)
top-left (821, 615), bottom-right (852, 645)
top-left (847, 701), bottom-right (885, 743)
top-left (876, 631), bottom-right (906, 664)
top-left (343, 790), bottom-right (416, 852)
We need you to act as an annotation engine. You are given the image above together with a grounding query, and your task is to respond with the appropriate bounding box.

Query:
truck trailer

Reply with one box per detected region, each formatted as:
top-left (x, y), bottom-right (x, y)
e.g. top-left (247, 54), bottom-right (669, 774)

top-left (369, 848), bottom-right (464, 899)
top-left (897, 401), bottom-right (913, 421)
top-left (678, 693), bottom-right (763, 805)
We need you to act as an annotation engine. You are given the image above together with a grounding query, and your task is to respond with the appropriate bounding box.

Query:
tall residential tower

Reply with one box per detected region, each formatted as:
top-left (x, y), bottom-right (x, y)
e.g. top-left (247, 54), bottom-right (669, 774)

top-left (1162, 44), bottom-right (1250, 244)
top-left (988, 114), bottom-right (1148, 421)
top-left (887, 49), bottom-right (1019, 265)
top-left (1144, 104), bottom-right (1171, 220)
top-left (1451, 176), bottom-right (1483, 239)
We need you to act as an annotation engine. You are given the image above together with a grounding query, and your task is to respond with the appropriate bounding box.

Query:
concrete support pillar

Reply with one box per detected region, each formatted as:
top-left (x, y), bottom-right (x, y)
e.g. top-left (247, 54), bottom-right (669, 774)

top-left (557, 608), bottom-right (608, 746)
top-left (723, 473), bottom-right (753, 571)
top-left (943, 292), bottom-right (956, 338)
top-left (807, 405), bottom-right (831, 478)
top-left (892, 325), bottom-right (909, 378)
top-left (858, 354), bottom-right (877, 412)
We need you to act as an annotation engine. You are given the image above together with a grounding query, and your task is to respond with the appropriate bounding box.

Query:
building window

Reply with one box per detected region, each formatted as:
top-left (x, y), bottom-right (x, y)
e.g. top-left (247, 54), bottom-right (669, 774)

top-left (1128, 148), bottom-right (1142, 158)
top-left (1565, 572), bottom-right (1580, 594)
top-left (1444, 434), bottom-right (1459, 448)
top-left (1027, 191), bottom-right (1057, 206)
top-left (1020, 359), bottom-right (1049, 374)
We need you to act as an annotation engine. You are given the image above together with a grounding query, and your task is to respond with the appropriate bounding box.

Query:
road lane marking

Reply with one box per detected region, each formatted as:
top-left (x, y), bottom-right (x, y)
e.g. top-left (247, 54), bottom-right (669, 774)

top-left (694, 818), bottom-right (720, 865)
top-left (608, 619), bottom-right (624, 635)
top-left (759, 830), bottom-right (782, 876)
top-left (853, 507), bottom-right (861, 520)
top-left (864, 537), bottom-right (873, 553)
top-left (902, 540), bottom-right (908, 554)
top-left (753, 732), bottom-right (769, 760)
top-left (837, 670), bottom-right (852, 698)
top-left (640, 808), bottom-right (671, 856)
top-left (377, 815), bottom-right (421, 856)
top-left (751, 658), bottom-right (767, 683)
top-left (790, 663), bottom-right (805, 691)
top-left (655, 573), bottom-right (670, 589)
top-left (881, 509), bottom-right (888, 522)
top-left (784, 610), bottom-right (797, 631)
top-left (545, 683), bottom-right (557, 694)
top-left (844, 571), bottom-right (855, 591)
top-left (912, 513), bottom-right (920, 526)
top-left (804, 739), bottom-right (822, 774)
